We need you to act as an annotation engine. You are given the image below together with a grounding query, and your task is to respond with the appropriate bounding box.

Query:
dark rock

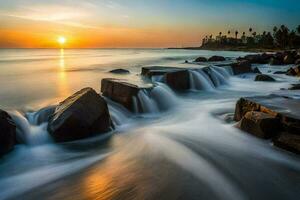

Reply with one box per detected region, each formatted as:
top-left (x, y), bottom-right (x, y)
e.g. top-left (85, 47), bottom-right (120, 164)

top-left (101, 78), bottom-right (152, 111)
top-left (208, 56), bottom-right (226, 62)
top-left (273, 133), bottom-right (300, 154)
top-left (141, 66), bottom-right (182, 78)
top-left (234, 95), bottom-right (300, 135)
top-left (243, 54), bottom-right (271, 64)
top-left (253, 67), bottom-right (262, 74)
top-left (165, 70), bottom-right (190, 90)
top-left (230, 60), bottom-right (252, 75)
top-left (194, 56), bottom-right (207, 62)
top-left (109, 69), bottom-right (130, 74)
top-left (269, 57), bottom-right (283, 65)
top-left (0, 110), bottom-right (16, 156)
top-left (48, 88), bottom-right (113, 142)
top-left (255, 74), bottom-right (276, 82)
top-left (283, 54), bottom-right (296, 65)
top-left (295, 59), bottom-right (300, 65)
top-left (273, 71), bottom-right (286, 74)
top-left (185, 60), bottom-right (189, 63)
top-left (288, 84), bottom-right (300, 90)
top-left (286, 65), bottom-right (300, 77)
top-left (239, 111), bottom-right (280, 139)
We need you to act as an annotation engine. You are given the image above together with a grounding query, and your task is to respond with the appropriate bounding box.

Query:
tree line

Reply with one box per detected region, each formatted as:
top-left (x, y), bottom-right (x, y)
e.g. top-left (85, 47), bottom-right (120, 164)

top-left (202, 25), bottom-right (300, 49)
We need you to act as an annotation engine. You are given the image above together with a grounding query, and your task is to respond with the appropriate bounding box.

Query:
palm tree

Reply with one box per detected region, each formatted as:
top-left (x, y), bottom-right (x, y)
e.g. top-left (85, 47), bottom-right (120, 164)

top-left (297, 25), bottom-right (300, 34)
top-left (242, 32), bottom-right (246, 37)
top-left (252, 32), bottom-right (257, 37)
top-left (235, 31), bottom-right (239, 39)
top-left (249, 28), bottom-right (253, 35)
top-left (219, 32), bottom-right (222, 37)
top-left (228, 30), bottom-right (231, 36)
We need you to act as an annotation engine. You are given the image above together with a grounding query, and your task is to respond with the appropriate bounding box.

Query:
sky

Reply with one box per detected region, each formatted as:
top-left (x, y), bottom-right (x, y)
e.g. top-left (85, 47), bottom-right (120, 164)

top-left (0, 0), bottom-right (300, 48)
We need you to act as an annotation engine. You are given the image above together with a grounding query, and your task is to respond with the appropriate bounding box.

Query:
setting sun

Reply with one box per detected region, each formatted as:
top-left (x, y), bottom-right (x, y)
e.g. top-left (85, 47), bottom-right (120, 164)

top-left (58, 36), bottom-right (66, 45)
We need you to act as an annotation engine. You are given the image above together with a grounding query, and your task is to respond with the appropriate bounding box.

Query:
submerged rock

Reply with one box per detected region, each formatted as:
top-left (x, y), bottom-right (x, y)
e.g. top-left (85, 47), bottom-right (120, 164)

top-left (194, 56), bottom-right (207, 62)
top-left (273, 133), bottom-right (300, 154)
top-left (0, 110), bottom-right (16, 156)
top-left (239, 111), bottom-right (279, 139)
top-left (48, 88), bottom-right (113, 142)
top-left (230, 60), bottom-right (252, 75)
top-left (208, 56), bottom-right (226, 62)
top-left (101, 78), bottom-right (153, 111)
top-left (255, 74), bottom-right (276, 82)
top-left (109, 69), bottom-right (130, 74)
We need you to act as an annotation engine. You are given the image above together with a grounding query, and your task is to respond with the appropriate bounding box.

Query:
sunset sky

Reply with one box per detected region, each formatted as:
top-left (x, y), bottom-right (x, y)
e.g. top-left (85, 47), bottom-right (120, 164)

top-left (0, 0), bottom-right (300, 48)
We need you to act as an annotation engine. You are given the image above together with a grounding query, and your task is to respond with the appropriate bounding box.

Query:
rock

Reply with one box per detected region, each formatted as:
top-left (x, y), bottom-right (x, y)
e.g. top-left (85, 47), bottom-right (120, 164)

top-left (289, 84), bottom-right (300, 90)
top-left (101, 78), bottom-right (153, 111)
top-left (230, 60), bottom-right (252, 75)
top-left (184, 60), bottom-right (189, 63)
top-left (253, 67), bottom-right (262, 74)
top-left (208, 56), bottom-right (226, 62)
top-left (269, 57), bottom-right (283, 65)
top-left (239, 111), bottom-right (280, 139)
top-left (273, 133), bottom-right (300, 154)
top-left (165, 70), bottom-right (190, 90)
top-left (194, 56), bottom-right (207, 62)
top-left (48, 88), bottom-right (113, 142)
top-left (255, 74), bottom-right (276, 82)
top-left (109, 69), bottom-right (130, 74)
top-left (0, 110), bottom-right (16, 156)
top-left (243, 54), bottom-right (271, 64)
top-left (141, 66), bottom-right (182, 78)
top-left (273, 71), bottom-right (286, 74)
top-left (234, 95), bottom-right (300, 135)
top-left (295, 59), bottom-right (300, 65)
top-left (286, 65), bottom-right (300, 77)
top-left (283, 54), bottom-right (296, 65)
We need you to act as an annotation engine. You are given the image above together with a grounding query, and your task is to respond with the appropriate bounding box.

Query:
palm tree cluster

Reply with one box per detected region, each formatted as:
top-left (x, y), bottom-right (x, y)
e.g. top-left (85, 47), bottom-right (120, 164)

top-left (202, 25), bottom-right (300, 49)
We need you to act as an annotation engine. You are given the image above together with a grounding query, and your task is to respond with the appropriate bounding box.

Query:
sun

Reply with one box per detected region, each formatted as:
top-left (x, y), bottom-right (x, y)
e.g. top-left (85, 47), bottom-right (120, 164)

top-left (57, 36), bottom-right (66, 45)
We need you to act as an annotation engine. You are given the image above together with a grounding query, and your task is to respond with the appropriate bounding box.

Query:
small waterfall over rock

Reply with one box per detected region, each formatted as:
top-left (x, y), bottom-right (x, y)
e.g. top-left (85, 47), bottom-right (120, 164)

top-left (189, 70), bottom-right (215, 91)
top-left (9, 110), bottom-right (53, 145)
top-left (106, 99), bottom-right (133, 126)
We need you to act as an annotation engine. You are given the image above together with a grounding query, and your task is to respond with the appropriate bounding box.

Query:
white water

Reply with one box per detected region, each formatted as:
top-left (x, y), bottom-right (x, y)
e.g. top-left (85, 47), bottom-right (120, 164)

top-left (0, 49), bottom-right (299, 200)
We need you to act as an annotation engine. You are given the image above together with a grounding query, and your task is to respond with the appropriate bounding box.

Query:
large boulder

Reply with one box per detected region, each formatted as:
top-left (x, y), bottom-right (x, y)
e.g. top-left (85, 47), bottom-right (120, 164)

top-left (255, 74), bottom-right (276, 82)
top-left (48, 88), bottom-right (113, 142)
top-left (109, 69), bottom-right (130, 74)
top-left (239, 111), bottom-right (280, 139)
top-left (101, 78), bottom-right (153, 111)
top-left (194, 56), bottom-right (207, 62)
top-left (230, 60), bottom-right (252, 75)
top-left (0, 110), bottom-right (16, 156)
top-left (273, 133), bottom-right (300, 154)
top-left (208, 56), bottom-right (226, 62)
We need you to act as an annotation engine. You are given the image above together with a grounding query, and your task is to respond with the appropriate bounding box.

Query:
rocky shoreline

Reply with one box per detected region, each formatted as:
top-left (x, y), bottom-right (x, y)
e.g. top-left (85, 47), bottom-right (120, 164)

top-left (1, 50), bottom-right (300, 156)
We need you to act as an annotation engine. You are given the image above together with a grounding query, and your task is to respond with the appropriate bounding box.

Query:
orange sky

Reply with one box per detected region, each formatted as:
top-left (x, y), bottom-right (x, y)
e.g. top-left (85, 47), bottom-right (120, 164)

top-left (1, 0), bottom-right (299, 48)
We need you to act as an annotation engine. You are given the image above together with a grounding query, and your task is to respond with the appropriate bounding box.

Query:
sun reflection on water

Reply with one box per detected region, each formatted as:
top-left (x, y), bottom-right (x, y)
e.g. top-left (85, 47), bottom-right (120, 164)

top-left (58, 49), bottom-right (70, 98)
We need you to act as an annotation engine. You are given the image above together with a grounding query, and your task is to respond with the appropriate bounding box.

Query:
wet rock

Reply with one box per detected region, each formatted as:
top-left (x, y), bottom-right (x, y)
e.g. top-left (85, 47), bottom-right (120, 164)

top-left (141, 66), bottom-right (182, 78)
top-left (273, 71), bottom-right (286, 74)
top-left (0, 110), bottom-right (16, 156)
top-left (243, 54), bottom-right (271, 64)
top-left (194, 56), bottom-right (207, 62)
top-left (273, 133), bottom-right (300, 154)
top-left (295, 59), bottom-right (300, 65)
top-left (48, 88), bottom-right (113, 142)
top-left (165, 70), bottom-right (190, 90)
top-left (239, 111), bottom-right (280, 139)
top-left (208, 56), bottom-right (226, 62)
top-left (255, 74), bottom-right (276, 82)
top-left (288, 84), bottom-right (300, 90)
top-left (101, 78), bottom-right (152, 111)
top-left (286, 65), bottom-right (300, 77)
top-left (253, 67), bottom-right (262, 74)
top-left (234, 95), bottom-right (300, 132)
top-left (269, 57), bottom-right (283, 65)
top-left (109, 69), bottom-right (130, 74)
top-left (283, 54), bottom-right (296, 65)
top-left (230, 60), bottom-right (252, 75)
